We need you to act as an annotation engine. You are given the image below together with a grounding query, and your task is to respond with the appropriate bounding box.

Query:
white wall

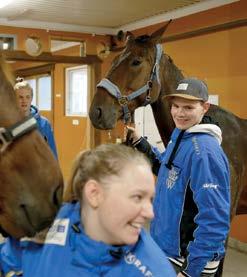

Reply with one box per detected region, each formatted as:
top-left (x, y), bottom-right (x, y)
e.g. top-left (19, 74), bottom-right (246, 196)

top-left (135, 105), bottom-right (165, 152)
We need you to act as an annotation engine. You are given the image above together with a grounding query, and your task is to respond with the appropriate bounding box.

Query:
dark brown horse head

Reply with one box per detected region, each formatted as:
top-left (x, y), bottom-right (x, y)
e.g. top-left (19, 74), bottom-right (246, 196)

top-left (0, 57), bottom-right (64, 238)
top-left (89, 22), bottom-right (172, 129)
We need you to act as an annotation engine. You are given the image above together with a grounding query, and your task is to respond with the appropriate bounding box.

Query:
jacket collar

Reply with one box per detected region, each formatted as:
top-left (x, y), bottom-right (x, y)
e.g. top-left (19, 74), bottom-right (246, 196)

top-left (69, 202), bottom-right (134, 268)
top-left (186, 124), bottom-right (222, 144)
top-left (30, 105), bottom-right (40, 119)
top-left (171, 124), bottom-right (222, 145)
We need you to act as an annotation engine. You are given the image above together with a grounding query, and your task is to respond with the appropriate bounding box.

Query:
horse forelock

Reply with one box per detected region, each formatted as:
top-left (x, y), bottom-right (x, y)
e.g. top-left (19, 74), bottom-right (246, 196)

top-left (108, 40), bottom-right (157, 77)
top-left (108, 50), bottom-right (131, 76)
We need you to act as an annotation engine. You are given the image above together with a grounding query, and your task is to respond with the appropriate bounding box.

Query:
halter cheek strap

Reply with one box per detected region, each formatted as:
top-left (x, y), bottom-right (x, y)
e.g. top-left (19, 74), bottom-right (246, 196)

top-left (0, 115), bottom-right (38, 153)
top-left (97, 44), bottom-right (163, 123)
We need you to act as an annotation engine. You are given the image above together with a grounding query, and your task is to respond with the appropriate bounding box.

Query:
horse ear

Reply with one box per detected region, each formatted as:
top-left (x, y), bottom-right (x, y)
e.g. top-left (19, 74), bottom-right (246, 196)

top-left (116, 30), bottom-right (125, 42)
top-left (150, 19), bottom-right (172, 44)
top-left (126, 31), bottom-right (135, 41)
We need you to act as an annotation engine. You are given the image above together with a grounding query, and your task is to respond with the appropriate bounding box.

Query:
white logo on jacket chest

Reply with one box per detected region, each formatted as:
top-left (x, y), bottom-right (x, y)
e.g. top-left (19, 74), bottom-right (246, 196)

top-left (166, 166), bottom-right (179, 189)
top-left (124, 252), bottom-right (153, 276)
top-left (44, 218), bottom-right (69, 245)
top-left (21, 218), bottom-right (69, 246)
top-left (203, 183), bottom-right (218, 189)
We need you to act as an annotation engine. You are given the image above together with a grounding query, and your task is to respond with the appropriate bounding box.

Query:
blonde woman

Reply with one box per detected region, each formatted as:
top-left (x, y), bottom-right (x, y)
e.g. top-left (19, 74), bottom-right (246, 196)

top-left (1, 144), bottom-right (175, 277)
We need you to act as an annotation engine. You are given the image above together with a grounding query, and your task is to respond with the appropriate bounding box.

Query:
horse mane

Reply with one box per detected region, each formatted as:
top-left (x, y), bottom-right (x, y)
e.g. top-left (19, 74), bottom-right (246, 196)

top-left (160, 53), bottom-right (184, 96)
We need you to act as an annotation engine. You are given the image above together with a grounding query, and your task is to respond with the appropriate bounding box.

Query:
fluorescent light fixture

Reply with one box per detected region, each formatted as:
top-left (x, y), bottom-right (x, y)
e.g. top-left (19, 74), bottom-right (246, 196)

top-left (0, 0), bottom-right (13, 9)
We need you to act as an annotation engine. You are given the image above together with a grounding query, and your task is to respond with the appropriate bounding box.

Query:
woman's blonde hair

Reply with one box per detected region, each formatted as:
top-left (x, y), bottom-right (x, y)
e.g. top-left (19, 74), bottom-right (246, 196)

top-left (67, 143), bottom-right (150, 202)
top-left (14, 77), bottom-right (33, 97)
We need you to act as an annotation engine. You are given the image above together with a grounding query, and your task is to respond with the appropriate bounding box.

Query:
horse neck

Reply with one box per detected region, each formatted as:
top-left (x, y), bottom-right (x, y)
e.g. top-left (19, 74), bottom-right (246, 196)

top-left (219, 107), bottom-right (247, 162)
top-left (151, 99), bottom-right (174, 146)
top-left (150, 54), bottom-right (184, 146)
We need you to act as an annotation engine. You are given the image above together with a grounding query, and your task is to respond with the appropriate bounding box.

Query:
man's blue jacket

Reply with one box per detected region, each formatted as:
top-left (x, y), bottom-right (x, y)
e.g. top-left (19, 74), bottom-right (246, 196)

top-left (31, 105), bottom-right (58, 159)
top-left (135, 124), bottom-right (230, 277)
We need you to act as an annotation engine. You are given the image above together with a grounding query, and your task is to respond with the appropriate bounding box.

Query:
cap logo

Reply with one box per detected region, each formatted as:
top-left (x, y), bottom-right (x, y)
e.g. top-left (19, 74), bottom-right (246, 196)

top-left (177, 83), bottom-right (188, 90)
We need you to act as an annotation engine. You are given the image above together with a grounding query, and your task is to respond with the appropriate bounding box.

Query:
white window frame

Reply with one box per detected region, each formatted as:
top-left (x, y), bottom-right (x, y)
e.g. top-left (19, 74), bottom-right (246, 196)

top-left (65, 65), bottom-right (88, 117)
top-left (26, 74), bottom-right (52, 111)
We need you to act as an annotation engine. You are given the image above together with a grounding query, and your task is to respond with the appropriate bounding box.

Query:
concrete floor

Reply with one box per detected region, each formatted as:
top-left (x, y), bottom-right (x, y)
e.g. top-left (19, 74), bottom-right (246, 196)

top-left (223, 247), bottom-right (247, 277)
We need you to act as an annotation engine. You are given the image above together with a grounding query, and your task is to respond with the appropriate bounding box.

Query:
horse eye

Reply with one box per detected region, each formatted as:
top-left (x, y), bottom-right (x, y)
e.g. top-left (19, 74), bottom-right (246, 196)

top-left (131, 59), bottom-right (141, 66)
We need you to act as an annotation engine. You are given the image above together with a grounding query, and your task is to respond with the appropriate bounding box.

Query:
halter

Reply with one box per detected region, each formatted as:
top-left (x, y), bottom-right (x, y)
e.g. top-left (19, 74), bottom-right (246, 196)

top-left (97, 44), bottom-right (163, 123)
top-left (0, 115), bottom-right (37, 153)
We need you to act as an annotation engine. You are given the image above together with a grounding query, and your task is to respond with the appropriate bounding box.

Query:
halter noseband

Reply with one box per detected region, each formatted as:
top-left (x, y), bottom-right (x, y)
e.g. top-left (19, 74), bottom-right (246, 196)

top-left (0, 115), bottom-right (38, 153)
top-left (97, 44), bottom-right (163, 123)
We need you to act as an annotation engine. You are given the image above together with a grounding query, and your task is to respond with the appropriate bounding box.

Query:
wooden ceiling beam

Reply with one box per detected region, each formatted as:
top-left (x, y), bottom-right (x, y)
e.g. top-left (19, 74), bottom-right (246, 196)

top-left (0, 50), bottom-right (102, 64)
top-left (162, 18), bottom-right (247, 43)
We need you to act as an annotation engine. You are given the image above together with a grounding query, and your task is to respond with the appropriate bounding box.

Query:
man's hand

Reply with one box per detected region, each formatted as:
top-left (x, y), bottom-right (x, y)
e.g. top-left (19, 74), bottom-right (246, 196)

top-left (125, 126), bottom-right (141, 143)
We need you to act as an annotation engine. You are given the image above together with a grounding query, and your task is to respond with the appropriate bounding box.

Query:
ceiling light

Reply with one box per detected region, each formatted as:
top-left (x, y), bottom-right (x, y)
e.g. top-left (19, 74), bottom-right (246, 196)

top-left (0, 0), bottom-right (13, 9)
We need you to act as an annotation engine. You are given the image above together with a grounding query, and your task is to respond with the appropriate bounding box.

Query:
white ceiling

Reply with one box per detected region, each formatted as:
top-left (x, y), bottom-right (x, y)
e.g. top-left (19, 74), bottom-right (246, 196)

top-left (0, 0), bottom-right (239, 35)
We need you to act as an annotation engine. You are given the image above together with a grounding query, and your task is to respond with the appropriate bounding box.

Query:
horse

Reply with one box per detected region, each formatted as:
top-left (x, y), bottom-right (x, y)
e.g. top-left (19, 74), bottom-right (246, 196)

top-left (89, 23), bottom-right (247, 219)
top-left (0, 57), bottom-right (64, 238)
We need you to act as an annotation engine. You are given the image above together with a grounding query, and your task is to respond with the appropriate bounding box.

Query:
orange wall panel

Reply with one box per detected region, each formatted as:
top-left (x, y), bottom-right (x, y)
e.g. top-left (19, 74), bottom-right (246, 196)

top-left (0, 25), bottom-right (50, 51)
top-left (135, 0), bottom-right (247, 39)
top-left (53, 63), bottom-right (90, 184)
top-left (164, 26), bottom-right (247, 119)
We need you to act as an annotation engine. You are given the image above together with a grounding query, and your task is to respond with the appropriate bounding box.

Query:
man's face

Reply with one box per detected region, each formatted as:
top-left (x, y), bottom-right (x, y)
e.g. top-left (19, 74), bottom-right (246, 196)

top-left (16, 88), bottom-right (32, 116)
top-left (170, 97), bottom-right (210, 130)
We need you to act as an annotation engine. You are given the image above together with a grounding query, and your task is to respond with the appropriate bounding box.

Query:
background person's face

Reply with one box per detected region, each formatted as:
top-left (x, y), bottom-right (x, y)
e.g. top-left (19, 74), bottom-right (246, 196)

top-left (16, 88), bottom-right (32, 116)
top-left (95, 163), bottom-right (155, 245)
top-left (171, 97), bottom-right (209, 130)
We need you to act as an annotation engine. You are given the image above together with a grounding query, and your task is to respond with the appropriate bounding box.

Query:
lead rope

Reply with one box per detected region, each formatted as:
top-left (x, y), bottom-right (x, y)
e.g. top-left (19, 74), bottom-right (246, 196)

top-left (165, 130), bottom-right (185, 170)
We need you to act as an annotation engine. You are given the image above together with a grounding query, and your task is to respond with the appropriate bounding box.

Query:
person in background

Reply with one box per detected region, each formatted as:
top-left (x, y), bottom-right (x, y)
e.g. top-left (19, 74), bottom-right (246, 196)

top-left (127, 78), bottom-right (230, 277)
top-left (1, 143), bottom-right (176, 277)
top-left (14, 77), bottom-right (58, 159)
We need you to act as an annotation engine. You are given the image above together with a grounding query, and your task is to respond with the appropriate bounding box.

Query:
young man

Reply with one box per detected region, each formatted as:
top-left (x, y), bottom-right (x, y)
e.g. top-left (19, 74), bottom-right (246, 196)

top-left (14, 78), bottom-right (58, 159)
top-left (128, 78), bottom-right (230, 277)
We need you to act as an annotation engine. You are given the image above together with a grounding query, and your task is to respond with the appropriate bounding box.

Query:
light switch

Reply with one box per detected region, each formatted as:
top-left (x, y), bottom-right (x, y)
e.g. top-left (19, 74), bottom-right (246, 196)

top-left (72, 119), bottom-right (79, 125)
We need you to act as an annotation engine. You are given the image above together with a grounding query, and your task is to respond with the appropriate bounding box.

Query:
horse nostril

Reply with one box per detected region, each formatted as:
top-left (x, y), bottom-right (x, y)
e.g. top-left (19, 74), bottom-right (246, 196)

top-left (53, 185), bottom-right (63, 208)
